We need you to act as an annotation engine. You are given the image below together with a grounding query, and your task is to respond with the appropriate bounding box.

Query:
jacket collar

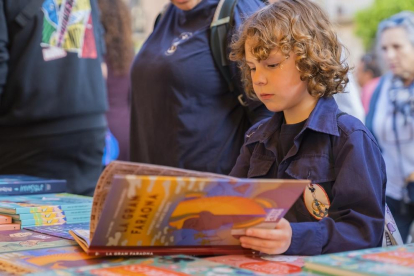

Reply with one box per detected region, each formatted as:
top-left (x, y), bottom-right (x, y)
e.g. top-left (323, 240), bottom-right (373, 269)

top-left (246, 96), bottom-right (340, 146)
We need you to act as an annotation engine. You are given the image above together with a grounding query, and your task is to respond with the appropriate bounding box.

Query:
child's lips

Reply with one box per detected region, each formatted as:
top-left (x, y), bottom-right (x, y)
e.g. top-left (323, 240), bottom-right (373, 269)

top-left (260, 94), bottom-right (274, 100)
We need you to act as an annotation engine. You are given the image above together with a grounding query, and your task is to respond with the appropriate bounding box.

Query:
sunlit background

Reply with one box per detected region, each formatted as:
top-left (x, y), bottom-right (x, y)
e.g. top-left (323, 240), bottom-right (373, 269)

top-left (123, 0), bottom-right (414, 69)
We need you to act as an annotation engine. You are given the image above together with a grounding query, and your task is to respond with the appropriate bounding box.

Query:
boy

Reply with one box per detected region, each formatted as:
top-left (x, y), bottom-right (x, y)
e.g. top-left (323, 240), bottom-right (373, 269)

top-left (229, 0), bottom-right (386, 255)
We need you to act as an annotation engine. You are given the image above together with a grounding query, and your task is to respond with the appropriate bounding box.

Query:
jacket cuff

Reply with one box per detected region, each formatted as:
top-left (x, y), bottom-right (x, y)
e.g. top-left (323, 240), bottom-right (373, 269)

top-left (284, 222), bottom-right (326, 256)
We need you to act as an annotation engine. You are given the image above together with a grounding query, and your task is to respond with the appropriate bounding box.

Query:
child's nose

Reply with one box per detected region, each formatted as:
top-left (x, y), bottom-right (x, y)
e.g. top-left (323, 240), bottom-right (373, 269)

top-left (252, 70), bottom-right (267, 86)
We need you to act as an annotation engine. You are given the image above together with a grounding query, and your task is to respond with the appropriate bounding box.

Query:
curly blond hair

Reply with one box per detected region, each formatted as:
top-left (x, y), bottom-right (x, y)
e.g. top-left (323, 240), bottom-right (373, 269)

top-left (230, 0), bottom-right (349, 99)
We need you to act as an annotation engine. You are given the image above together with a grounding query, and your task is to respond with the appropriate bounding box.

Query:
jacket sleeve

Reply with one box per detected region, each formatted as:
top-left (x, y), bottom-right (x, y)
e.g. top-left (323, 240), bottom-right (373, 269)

top-left (0, 0), bottom-right (9, 99)
top-left (228, 0), bottom-right (273, 125)
top-left (285, 130), bottom-right (386, 255)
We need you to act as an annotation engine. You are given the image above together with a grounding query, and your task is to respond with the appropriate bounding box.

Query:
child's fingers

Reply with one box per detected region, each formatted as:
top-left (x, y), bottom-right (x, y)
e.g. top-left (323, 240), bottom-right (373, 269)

top-left (240, 236), bottom-right (283, 249)
top-left (245, 228), bottom-right (289, 241)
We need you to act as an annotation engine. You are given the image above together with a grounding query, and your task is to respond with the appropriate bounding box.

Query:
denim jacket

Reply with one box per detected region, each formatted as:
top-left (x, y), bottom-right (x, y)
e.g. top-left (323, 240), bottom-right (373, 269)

top-left (230, 96), bottom-right (386, 255)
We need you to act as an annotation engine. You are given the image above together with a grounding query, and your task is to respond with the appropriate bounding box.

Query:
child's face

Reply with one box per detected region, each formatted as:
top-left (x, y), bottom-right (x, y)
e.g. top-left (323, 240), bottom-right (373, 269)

top-left (245, 39), bottom-right (316, 120)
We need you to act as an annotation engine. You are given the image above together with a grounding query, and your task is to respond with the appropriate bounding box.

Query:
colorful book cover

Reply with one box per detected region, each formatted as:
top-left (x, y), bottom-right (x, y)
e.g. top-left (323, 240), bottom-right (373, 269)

top-left (0, 175), bottom-right (66, 195)
top-left (71, 175), bottom-right (309, 256)
top-left (304, 244), bottom-right (414, 275)
top-left (8, 209), bottom-right (91, 221)
top-left (24, 223), bottom-right (90, 241)
top-left (15, 215), bottom-right (90, 227)
top-left (0, 246), bottom-right (126, 275)
top-left (27, 255), bottom-right (269, 276)
top-left (0, 193), bottom-right (92, 214)
top-left (0, 229), bottom-right (76, 253)
top-left (206, 255), bottom-right (305, 275)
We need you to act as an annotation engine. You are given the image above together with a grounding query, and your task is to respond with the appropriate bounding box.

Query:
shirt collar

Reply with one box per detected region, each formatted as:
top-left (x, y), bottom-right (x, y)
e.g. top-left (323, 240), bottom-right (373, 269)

top-left (246, 96), bottom-right (340, 146)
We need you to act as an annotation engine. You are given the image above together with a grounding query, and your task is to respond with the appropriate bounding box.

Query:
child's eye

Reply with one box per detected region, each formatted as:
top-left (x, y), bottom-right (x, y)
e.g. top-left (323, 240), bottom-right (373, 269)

top-left (249, 67), bottom-right (256, 72)
top-left (268, 63), bottom-right (280, 69)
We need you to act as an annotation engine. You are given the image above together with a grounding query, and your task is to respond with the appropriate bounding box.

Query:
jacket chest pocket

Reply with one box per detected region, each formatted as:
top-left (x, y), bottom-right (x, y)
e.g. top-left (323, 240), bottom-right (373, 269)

top-left (286, 155), bottom-right (335, 220)
top-left (247, 153), bottom-right (275, 178)
top-left (285, 154), bottom-right (335, 183)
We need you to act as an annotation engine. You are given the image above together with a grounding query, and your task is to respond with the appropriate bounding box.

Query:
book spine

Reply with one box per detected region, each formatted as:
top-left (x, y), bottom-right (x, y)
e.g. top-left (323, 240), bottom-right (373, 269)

top-left (16, 204), bottom-right (92, 214)
top-left (12, 210), bottom-right (91, 220)
top-left (0, 181), bottom-right (66, 195)
top-left (0, 215), bottom-right (12, 224)
top-left (17, 216), bottom-right (90, 226)
top-left (0, 224), bottom-right (20, 231)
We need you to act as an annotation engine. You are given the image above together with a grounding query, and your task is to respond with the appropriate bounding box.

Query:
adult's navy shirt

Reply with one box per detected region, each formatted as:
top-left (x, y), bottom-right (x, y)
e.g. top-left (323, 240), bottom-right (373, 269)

top-left (130, 0), bottom-right (270, 174)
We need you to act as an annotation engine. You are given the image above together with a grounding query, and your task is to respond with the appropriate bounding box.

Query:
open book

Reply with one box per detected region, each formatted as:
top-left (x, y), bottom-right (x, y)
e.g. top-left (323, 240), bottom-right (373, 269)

top-left (70, 161), bottom-right (309, 256)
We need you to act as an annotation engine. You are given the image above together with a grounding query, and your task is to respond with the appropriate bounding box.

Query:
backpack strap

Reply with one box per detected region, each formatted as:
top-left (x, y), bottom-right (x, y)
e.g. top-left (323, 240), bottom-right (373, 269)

top-left (15, 0), bottom-right (45, 28)
top-left (210, 0), bottom-right (238, 94)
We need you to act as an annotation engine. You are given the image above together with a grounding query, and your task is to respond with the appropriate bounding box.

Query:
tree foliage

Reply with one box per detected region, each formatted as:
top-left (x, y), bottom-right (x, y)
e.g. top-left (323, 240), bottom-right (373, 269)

top-left (354, 0), bottom-right (414, 50)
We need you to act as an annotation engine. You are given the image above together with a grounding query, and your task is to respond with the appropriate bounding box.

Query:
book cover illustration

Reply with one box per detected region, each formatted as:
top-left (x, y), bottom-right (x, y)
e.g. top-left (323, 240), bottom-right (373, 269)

top-left (73, 175), bottom-right (308, 256)
top-left (24, 223), bottom-right (90, 241)
top-left (0, 193), bottom-right (92, 214)
top-left (0, 245), bottom-right (126, 275)
top-left (90, 161), bottom-right (236, 238)
top-left (28, 254), bottom-right (270, 276)
top-left (304, 244), bottom-right (414, 275)
top-left (0, 175), bottom-right (66, 195)
top-left (206, 255), bottom-right (305, 275)
top-left (0, 229), bottom-right (76, 253)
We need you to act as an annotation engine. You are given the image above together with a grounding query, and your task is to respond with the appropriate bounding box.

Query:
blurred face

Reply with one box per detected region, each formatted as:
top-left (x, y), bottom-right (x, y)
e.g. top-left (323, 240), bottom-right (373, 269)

top-left (355, 61), bottom-right (373, 88)
top-left (245, 39), bottom-right (317, 124)
top-left (381, 27), bottom-right (414, 83)
top-left (171, 0), bottom-right (201, 11)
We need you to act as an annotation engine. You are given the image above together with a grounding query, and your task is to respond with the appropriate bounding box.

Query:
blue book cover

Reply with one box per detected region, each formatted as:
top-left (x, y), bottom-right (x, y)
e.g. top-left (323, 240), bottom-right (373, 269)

top-left (24, 223), bottom-right (90, 240)
top-left (0, 175), bottom-right (66, 195)
top-left (0, 193), bottom-right (92, 214)
top-left (0, 229), bottom-right (76, 254)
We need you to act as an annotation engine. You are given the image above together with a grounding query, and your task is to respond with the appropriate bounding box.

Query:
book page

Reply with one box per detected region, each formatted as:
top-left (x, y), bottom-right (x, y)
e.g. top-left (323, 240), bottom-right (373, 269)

top-left (90, 161), bottom-right (234, 240)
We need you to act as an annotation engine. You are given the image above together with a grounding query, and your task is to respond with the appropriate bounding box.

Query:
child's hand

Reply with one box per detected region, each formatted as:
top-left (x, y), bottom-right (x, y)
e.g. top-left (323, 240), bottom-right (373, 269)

top-left (240, 218), bottom-right (292, 254)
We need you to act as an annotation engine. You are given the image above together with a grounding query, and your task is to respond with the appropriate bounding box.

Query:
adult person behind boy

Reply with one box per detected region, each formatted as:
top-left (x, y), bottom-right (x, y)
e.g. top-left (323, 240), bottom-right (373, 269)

top-left (129, 0), bottom-right (271, 175)
top-left (230, 0), bottom-right (386, 255)
top-left (0, 0), bottom-right (107, 196)
top-left (366, 11), bottom-right (414, 243)
top-left (356, 53), bottom-right (381, 113)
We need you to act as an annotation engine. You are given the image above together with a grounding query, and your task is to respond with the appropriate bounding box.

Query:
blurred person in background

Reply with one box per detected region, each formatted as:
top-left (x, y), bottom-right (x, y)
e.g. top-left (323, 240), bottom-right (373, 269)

top-left (98, 0), bottom-right (134, 161)
top-left (0, 0), bottom-right (107, 196)
top-left (366, 11), bottom-right (414, 243)
top-left (129, 0), bottom-right (272, 174)
top-left (356, 53), bottom-right (382, 114)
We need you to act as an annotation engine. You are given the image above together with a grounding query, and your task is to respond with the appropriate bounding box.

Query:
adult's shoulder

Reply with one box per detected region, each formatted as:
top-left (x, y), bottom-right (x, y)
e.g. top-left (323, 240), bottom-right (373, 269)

top-left (233, 0), bottom-right (266, 20)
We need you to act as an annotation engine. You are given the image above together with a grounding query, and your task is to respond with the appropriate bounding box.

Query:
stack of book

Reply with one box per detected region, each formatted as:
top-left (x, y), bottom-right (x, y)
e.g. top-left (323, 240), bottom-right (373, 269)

top-left (0, 193), bottom-right (92, 228)
top-left (0, 214), bottom-right (18, 231)
top-left (0, 175), bottom-right (66, 196)
top-left (304, 243), bottom-right (414, 275)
